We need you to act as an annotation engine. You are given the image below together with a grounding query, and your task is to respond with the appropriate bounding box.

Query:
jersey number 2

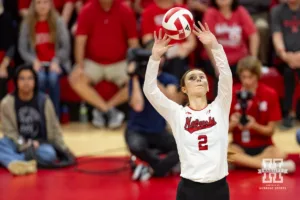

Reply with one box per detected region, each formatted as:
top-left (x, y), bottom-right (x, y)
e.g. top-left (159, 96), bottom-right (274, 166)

top-left (198, 135), bottom-right (208, 151)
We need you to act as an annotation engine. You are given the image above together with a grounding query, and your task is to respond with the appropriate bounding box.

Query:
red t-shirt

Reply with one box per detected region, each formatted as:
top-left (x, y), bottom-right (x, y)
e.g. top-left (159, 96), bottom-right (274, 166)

top-left (76, 0), bottom-right (137, 64)
top-left (19, 0), bottom-right (73, 13)
top-left (141, 3), bottom-right (188, 44)
top-left (230, 83), bottom-right (282, 148)
top-left (35, 21), bottom-right (55, 62)
top-left (202, 6), bottom-right (257, 65)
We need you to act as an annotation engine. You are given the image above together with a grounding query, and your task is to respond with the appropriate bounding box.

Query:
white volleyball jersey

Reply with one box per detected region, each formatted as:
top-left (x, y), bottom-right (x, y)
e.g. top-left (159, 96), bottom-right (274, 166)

top-left (143, 44), bottom-right (232, 183)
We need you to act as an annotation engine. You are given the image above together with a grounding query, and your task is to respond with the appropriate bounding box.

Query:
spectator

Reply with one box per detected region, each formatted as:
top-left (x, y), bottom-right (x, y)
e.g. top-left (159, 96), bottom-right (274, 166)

top-left (125, 49), bottom-right (179, 181)
top-left (69, 0), bottom-right (139, 129)
top-left (141, 0), bottom-right (197, 81)
top-left (19, 0), bottom-right (74, 25)
top-left (0, 65), bottom-right (74, 176)
top-left (18, 0), bottom-right (71, 116)
top-left (200, 0), bottom-right (259, 97)
top-left (228, 56), bottom-right (296, 172)
top-left (239, 0), bottom-right (272, 65)
top-left (271, 0), bottom-right (300, 129)
top-left (0, 1), bottom-right (15, 101)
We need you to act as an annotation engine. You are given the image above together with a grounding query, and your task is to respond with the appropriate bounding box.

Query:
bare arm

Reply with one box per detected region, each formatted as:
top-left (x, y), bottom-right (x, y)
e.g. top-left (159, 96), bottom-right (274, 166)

top-left (272, 32), bottom-right (287, 60)
top-left (251, 121), bottom-right (277, 137)
top-left (128, 38), bottom-right (140, 48)
top-left (61, 2), bottom-right (74, 24)
top-left (130, 76), bottom-right (145, 112)
top-left (19, 9), bottom-right (28, 18)
top-left (249, 32), bottom-right (259, 57)
top-left (75, 35), bottom-right (87, 68)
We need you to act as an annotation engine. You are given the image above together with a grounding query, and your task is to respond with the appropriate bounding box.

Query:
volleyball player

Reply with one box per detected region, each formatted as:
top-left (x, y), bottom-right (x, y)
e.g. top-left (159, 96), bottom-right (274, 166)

top-left (143, 22), bottom-right (232, 200)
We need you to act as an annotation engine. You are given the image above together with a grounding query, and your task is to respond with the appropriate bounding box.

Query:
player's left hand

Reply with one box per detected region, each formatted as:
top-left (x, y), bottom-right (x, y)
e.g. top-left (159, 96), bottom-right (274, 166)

top-left (193, 21), bottom-right (218, 49)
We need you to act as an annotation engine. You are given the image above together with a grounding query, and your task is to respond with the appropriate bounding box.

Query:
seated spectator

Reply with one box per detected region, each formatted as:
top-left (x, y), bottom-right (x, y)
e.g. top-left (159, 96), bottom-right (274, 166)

top-left (125, 49), bottom-right (179, 181)
top-left (141, 0), bottom-right (196, 81)
top-left (18, 0), bottom-right (71, 116)
top-left (271, 0), bottom-right (300, 129)
top-left (0, 1), bottom-right (15, 101)
top-left (19, 0), bottom-right (74, 25)
top-left (69, 0), bottom-right (139, 129)
top-left (228, 56), bottom-right (296, 172)
top-left (239, 0), bottom-right (272, 65)
top-left (200, 0), bottom-right (259, 97)
top-left (0, 65), bottom-right (75, 176)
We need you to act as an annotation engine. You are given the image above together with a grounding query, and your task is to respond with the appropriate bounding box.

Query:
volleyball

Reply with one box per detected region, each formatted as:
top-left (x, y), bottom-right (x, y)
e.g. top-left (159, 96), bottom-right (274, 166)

top-left (162, 7), bottom-right (194, 40)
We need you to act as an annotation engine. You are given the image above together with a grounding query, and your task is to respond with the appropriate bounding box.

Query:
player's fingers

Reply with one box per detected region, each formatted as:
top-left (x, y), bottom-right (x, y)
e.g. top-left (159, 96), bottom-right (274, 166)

top-left (154, 31), bottom-right (157, 41)
top-left (198, 21), bottom-right (205, 32)
top-left (164, 37), bottom-right (172, 45)
top-left (159, 28), bottom-right (162, 40)
top-left (162, 33), bottom-right (167, 41)
top-left (193, 24), bottom-right (201, 33)
top-left (192, 30), bottom-right (200, 37)
top-left (205, 22), bottom-right (210, 31)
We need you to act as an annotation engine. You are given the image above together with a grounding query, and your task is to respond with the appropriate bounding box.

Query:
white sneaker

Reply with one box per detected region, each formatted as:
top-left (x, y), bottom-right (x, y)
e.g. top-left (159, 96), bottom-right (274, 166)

top-left (107, 109), bottom-right (124, 129)
top-left (92, 109), bottom-right (105, 128)
top-left (132, 164), bottom-right (144, 181)
top-left (140, 166), bottom-right (152, 181)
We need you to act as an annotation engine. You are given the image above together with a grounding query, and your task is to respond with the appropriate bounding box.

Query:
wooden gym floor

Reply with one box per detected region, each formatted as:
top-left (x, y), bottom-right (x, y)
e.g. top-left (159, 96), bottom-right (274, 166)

top-left (1, 122), bottom-right (300, 156)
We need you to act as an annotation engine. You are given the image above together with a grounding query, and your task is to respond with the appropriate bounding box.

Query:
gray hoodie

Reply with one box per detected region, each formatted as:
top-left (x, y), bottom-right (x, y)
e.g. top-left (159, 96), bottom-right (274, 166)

top-left (18, 17), bottom-right (71, 73)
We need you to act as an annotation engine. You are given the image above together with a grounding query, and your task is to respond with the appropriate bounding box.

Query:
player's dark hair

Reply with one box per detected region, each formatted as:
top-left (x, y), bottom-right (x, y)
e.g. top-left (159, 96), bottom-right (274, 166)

top-left (237, 56), bottom-right (262, 79)
top-left (210, 0), bottom-right (239, 11)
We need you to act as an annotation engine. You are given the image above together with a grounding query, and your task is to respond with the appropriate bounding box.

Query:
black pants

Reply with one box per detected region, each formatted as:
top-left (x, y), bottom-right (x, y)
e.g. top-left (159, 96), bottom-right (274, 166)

top-left (125, 129), bottom-right (179, 177)
top-left (280, 64), bottom-right (300, 117)
top-left (176, 177), bottom-right (230, 200)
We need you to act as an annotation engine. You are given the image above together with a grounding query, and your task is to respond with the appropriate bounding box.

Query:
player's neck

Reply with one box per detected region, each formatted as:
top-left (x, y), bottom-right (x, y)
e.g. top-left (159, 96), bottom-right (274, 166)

top-left (288, 2), bottom-right (300, 11)
top-left (188, 97), bottom-right (208, 111)
top-left (156, 0), bottom-right (174, 9)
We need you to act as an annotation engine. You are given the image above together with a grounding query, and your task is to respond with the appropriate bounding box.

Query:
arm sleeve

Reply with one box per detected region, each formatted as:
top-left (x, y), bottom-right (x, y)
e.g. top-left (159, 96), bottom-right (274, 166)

top-left (271, 5), bottom-right (282, 33)
top-left (213, 44), bottom-right (233, 114)
top-left (52, 18), bottom-right (71, 64)
top-left (143, 57), bottom-right (180, 126)
top-left (0, 98), bottom-right (27, 151)
top-left (75, 7), bottom-right (92, 36)
top-left (18, 22), bottom-right (37, 63)
top-left (45, 98), bottom-right (68, 150)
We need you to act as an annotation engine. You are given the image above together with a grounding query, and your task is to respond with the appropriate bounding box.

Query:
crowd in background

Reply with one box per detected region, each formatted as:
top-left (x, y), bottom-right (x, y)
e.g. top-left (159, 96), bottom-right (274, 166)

top-left (0, 0), bottom-right (299, 177)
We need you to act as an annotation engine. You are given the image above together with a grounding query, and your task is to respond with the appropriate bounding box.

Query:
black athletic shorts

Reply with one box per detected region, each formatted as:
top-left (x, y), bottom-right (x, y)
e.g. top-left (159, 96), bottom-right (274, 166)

top-left (233, 143), bottom-right (271, 156)
top-left (176, 177), bottom-right (230, 200)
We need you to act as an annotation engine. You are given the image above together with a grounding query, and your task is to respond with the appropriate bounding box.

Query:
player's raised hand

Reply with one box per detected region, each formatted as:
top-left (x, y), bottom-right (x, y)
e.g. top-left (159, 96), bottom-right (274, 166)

top-left (193, 22), bottom-right (218, 49)
top-left (151, 29), bottom-right (172, 60)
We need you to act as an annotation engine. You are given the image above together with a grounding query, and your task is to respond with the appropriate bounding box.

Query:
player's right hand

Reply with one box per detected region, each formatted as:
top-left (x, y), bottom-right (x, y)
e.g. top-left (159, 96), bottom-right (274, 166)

top-left (151, 29), bottom-right (172, 61)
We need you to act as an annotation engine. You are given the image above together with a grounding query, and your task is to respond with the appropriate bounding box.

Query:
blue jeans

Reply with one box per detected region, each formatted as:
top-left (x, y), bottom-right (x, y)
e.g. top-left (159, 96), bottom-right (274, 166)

top-left (0, 137), bottom-right (57, 168)
top-left (38, 70), bottom-right (60, 116)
